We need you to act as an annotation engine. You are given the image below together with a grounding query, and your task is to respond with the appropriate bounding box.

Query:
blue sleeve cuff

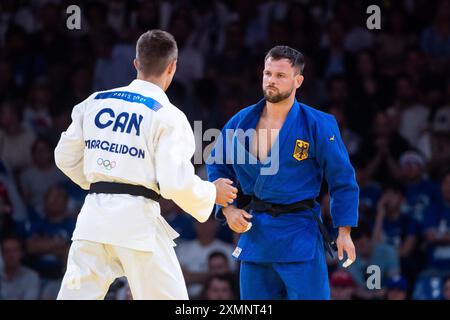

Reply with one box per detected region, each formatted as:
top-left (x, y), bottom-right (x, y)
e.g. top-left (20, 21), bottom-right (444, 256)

top-left (215, 205), bottom-right (226, 222)
top-left (332, 219), bottom-right (359, 229)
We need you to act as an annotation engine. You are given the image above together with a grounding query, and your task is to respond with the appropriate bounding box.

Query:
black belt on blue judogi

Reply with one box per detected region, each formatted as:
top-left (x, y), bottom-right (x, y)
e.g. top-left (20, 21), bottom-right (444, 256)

top-left (242, 195), bottom-right (338, 258)
top-left (89, 182), bottom-right (160, 201)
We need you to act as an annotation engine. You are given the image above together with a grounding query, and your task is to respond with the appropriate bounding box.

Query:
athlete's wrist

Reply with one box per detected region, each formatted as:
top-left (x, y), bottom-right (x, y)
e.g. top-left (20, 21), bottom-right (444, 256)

top-left (222, 205), bottom-right (237, 217)
top-left (338, 226), bottom-right (351, 235)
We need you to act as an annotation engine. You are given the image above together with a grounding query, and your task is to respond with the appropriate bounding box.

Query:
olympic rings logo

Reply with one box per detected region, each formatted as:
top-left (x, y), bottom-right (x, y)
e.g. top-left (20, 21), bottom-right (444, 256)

top-left (97, 158), bottom-right (116, 170)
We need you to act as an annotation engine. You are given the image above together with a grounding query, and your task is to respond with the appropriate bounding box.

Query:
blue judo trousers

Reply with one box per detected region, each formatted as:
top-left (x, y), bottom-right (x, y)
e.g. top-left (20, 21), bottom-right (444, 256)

top-left (206, 98), bottom-right (359, 300)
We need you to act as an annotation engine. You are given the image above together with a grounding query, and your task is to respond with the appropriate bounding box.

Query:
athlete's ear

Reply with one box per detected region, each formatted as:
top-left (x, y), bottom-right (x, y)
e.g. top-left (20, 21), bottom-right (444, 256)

top-left (167, 59), bottom-right (177, 76)
top-left (295, 74), bottom-right (304, 89)
top-left (133, 58), bottom-right (139, 72)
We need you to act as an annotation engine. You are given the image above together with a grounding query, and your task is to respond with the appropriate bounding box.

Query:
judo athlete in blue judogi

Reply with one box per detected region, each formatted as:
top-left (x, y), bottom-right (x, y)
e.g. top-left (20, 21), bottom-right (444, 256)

top-left (206, 46), bottom-right (359, 300)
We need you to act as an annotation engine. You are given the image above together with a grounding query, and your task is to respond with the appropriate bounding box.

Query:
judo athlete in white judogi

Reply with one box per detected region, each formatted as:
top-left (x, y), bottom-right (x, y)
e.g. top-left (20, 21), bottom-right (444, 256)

top-left (55, 30), bottom-right (237, 300)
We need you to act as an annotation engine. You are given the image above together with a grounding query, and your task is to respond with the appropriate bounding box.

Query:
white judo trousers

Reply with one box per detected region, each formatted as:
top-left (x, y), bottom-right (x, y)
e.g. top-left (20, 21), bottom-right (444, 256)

top-left (54, 79), bottom-right (216, 300)
top-left (58, 221), bottom-right (188, 300)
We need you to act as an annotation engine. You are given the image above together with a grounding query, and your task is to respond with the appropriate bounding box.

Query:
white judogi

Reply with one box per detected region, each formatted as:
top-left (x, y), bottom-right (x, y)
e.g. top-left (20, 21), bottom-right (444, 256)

top-left (55, 79), bottom-right (216, 300)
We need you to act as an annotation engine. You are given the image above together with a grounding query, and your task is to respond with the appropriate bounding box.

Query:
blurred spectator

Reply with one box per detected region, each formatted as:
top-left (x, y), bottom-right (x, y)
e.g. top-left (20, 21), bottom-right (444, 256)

top-left (0, 60), bottom-right (20, 102)
top-left (0, 181), bottom-right (14, 235)
top-left (0, 236), bottom-right (40, 299)
top-left (24, 78), bottom-right (53, 135)
top-left (4, 25), bottom-right (44, 89)
top-left (387, 75), bottom-right (430, 147)
top-left (399, 151), bottom-right (440, 224)
top-left (0, 159), bottom-right (28, 224)
top-left (236, 0), bottom-right (270, 52)
top-left (299, 55), bottom-right (326, 107)
top-left (39, 278), bottom-right (61, 300)
top-left (404, 47), bottom-right (430, 95)
top-left (422, 172), bottom-right (450, 275)
top-left (19, 137), bottom-right (66, 215)
top-left (83, 1), bottom-right (111, 47)
top-left (372, 185), bottom-right (416, 249)
top-left (359, 112), bottom-right (410, 186)
top-left (428, 104), bottom-right (450, 178)
top-left (208, 251), bottom-right (231, 276)
top-left (201, 274), bottom-right (236, 300)
top-left (170, 9), bottom-right (204, 93)
top-left (329, 269), bottom-right (356, 300)
top-left (317, 19), bottom-right (353, 79)
top-left (175, 216), bottom-right (235, 299)
top-left (385, 275), bottom-right (408, 300)
top-left (354, 158), bottom-right (382, 226)
top-left (339, 1), bottom-right (374, 54)
top-left (92, 31), bottom-right (136, 92)
top-left (190, 78), bottom-right (221, 129)
top-left (347, 223), bottom-right (399, 300)
top-left (31, 2), bottom-right (69, 67)
top-left (350, 50), bottom-right (386, 128)
top-left (208, 250), bottom-right (239, 298)
top-left (25, 185), bottom-right (75, 279)
top-left (209, 22), bottom-right (251, 89)
top-left (443, 277), bottom-right (450, 300)
top-left (412, 274), bottom-right (444, 300)
top-left (420, 0), bottom-right (450, 70)
top-left (105, 0), bottom-right (131, 35)
top-left (377, 7), bottom-right (415, 77)
top-left (372, 184), bottom-right (422, 284)
top-left (285, 3), bottom-right (317, 53)
top-left (64, 64), bottom-right (94, 109)
top-left (131, 0), bottom-right (161, 33)
top-left (0, 99), bottom-right (36, 173)
top-left (325, 75), bottom-right (350, 113)
top-left (0, 1), bottom-right (36, 45)
top-left (189, 0), bottom-right (230, 55)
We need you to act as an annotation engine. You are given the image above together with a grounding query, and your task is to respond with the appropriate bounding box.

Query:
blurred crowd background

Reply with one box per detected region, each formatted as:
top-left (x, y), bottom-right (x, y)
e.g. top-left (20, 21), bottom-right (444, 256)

top-left (0, 0), bottom-right (449, 300)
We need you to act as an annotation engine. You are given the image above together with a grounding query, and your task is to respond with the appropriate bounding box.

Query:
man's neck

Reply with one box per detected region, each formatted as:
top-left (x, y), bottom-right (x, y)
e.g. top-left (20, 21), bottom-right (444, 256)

top-left (136, 74), bottom-right (166, 91)
top-left (264, 95), bottom-right (295, 121)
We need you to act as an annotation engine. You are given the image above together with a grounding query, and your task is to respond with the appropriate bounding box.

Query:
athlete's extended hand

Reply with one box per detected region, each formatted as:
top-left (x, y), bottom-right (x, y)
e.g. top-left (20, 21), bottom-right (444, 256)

top-left (213, 178), bottom-right (238, 207)
top-left (336, 226), bottom-right (356, 268)
top-left (222, 205), bottom-right (253, 233)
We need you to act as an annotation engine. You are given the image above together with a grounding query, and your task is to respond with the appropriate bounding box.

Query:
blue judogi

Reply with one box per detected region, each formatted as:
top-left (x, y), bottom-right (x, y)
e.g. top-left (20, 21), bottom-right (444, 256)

top-left (206, 98), bottom-right (359, 299)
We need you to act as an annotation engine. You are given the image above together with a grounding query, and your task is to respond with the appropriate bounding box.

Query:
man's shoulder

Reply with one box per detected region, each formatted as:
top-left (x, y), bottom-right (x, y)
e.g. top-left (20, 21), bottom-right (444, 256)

top-left (88, 84), bottom-right (180, 117)
top-left (156, 101), bottom-right (189, 127)
top-left (300, 103), bottom-right (336, 124)
top-left (86, 86), bottom-right (129, 102)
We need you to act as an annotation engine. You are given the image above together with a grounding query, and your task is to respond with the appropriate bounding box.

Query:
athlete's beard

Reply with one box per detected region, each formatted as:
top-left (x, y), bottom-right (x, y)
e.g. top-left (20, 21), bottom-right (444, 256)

top-left (263, 85), bottom-right (294, 103)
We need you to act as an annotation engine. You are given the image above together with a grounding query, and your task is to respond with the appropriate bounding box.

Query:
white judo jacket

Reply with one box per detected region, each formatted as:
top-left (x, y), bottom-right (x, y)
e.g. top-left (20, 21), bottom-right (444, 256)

top-left (54, 79), bottom-right (216, 251)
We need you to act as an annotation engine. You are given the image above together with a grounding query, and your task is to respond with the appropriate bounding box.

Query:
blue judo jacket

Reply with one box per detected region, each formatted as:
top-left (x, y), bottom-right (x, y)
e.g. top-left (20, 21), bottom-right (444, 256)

top-left (207, 98), bottom-right (359, 262)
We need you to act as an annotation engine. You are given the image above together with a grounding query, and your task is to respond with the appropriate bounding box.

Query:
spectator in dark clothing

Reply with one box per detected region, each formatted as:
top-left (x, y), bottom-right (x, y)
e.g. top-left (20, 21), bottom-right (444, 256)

top-left (0, 236), bottom-right (41, 299)
top-left (398, 151), bottom-right (440, 224)
top-left (358, 112), bottom-right (411, 186)
top-left (25, 185), bottom-right (75, 279)
top-left (372, 184), bottom-right (422, 285)
top-left (422, 172), bottom-right (450, 275)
